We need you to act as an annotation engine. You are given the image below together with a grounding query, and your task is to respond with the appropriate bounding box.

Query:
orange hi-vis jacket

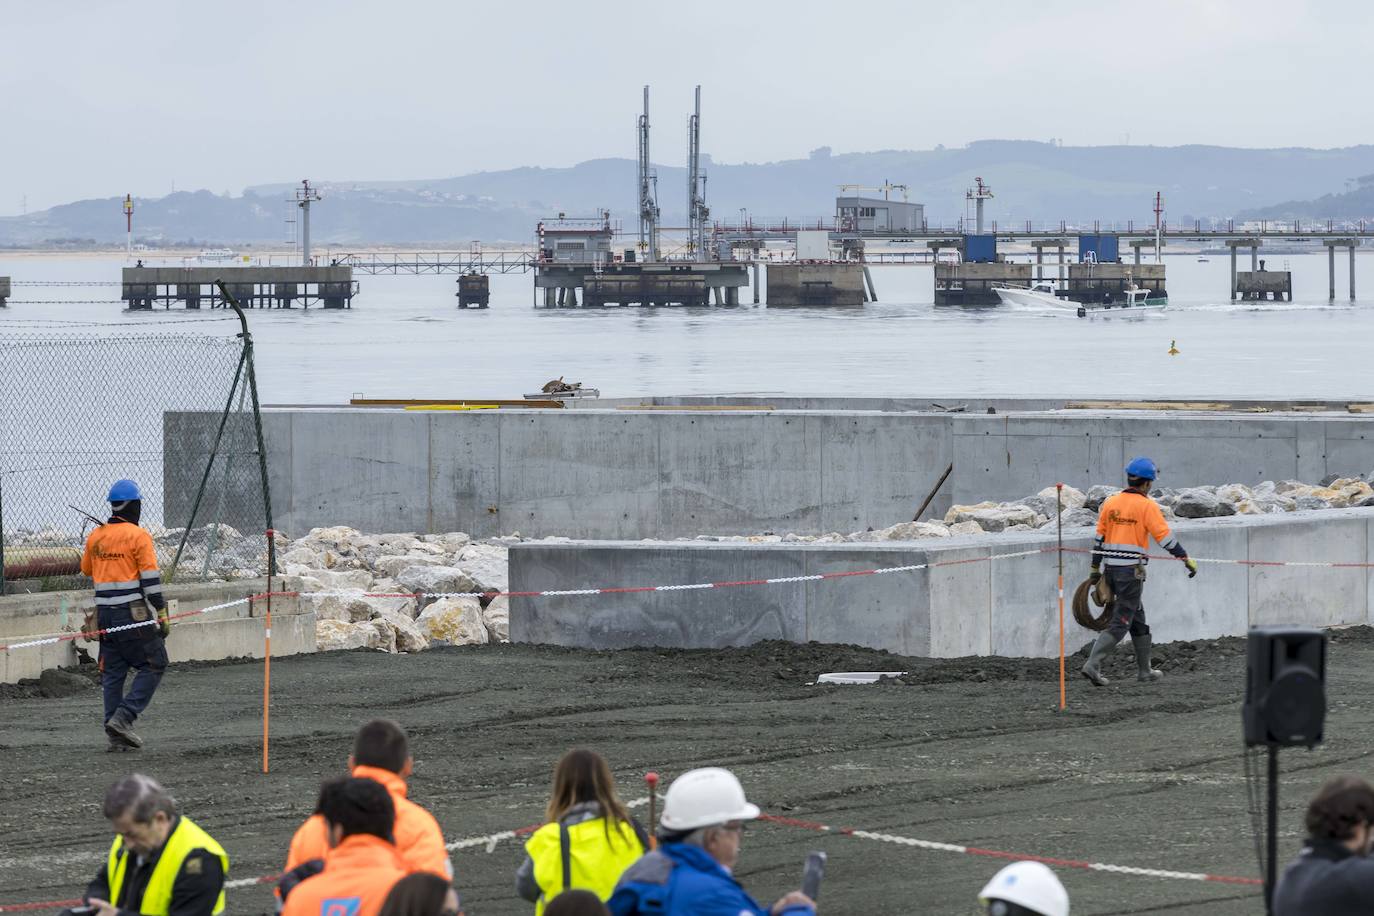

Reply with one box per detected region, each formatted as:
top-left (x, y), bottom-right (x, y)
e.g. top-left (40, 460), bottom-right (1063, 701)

top-left (1092, 490), bottom-right (1188, 567)
top-left (280, 834), bottom-right (407, 916)
top-left (81, 519), bottom-right (166, 613)
top-left (286, 766), bottom-right (452, 879)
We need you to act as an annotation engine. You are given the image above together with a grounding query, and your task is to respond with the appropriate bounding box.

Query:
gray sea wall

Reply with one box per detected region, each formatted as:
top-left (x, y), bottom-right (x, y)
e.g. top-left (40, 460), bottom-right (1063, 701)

top-left (167, 404), bottom-right (1374, 540)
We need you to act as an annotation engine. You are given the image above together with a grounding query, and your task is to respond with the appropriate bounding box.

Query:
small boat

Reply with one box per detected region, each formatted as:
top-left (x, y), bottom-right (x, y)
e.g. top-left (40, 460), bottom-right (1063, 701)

top-left (1075, 284), bottom-right (1167, 318)
top-left (992, 279), bottom-right (1066, 308)
top-left (196, 248), bottom-right (239, 263)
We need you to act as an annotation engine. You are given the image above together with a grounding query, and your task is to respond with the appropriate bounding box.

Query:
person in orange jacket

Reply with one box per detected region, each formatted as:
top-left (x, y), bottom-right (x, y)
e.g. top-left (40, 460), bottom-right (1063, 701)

top-left (280, 777), bottom-right (412, 916)
top-left (81, 479), bottom-right (171, 752)
top-left (1082, 457), bottom-right (1199, 687)
top-left (285, 719), bottom-right (452, 879)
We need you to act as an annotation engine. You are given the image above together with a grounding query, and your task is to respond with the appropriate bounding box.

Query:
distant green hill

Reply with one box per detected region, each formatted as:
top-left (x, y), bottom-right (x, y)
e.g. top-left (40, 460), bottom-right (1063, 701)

top-left (6, 141), bottom-right (1374, 246)
top-left (1238, 174), bottom-right (1374, 221)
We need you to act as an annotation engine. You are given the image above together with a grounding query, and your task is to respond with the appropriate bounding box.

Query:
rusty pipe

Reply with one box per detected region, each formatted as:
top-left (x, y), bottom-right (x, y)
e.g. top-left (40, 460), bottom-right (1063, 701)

top-left (2, 546), bottom-right (83, 580)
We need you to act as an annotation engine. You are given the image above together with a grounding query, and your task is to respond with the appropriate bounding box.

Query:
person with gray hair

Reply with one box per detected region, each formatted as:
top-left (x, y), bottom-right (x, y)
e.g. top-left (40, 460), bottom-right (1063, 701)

top-left (608, 767), bottom-right (814, 916)
top-left (84, 774), bottom-right (228, 916)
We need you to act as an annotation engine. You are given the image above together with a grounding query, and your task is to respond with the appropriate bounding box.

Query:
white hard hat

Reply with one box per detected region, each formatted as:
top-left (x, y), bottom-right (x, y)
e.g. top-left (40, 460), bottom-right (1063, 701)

top-left (658, 767), bottom-right (761, 831)
top-left (978, 861), bottom-right (1069, 916)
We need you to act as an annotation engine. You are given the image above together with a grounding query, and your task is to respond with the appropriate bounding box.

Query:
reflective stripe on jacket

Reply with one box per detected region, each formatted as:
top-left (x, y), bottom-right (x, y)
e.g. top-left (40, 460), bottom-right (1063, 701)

top-left (1093, 491), bottom-right (1180, 566)
top-left (525, 812), bottom-right (646, 915)
top-left (81, 520), bottom-right (166, 611)
top-left (107, 816), bottom-right (228, 916)
top-left (286, 766), bottom-right (451, 878)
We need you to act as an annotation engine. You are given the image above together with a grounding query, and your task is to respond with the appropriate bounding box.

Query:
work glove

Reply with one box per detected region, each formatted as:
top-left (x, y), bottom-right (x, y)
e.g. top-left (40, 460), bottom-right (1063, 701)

top-left (1184, 558), bottom-right (1198, 579)
top-left (1088, 569), bottom-right (1101, 586)
top-left (157, 608), bottom-right (171, 638)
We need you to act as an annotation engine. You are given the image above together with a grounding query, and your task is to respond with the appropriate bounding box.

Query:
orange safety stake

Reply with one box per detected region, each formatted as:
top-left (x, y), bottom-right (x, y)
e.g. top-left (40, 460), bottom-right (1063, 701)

top-left (1056, 484), bottom-right (1066, 711)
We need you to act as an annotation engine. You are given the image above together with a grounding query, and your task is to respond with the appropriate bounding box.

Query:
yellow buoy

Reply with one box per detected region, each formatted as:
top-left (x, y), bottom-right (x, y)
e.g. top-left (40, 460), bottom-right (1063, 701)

top-left (1168, 339), bottom-right (1179, 356)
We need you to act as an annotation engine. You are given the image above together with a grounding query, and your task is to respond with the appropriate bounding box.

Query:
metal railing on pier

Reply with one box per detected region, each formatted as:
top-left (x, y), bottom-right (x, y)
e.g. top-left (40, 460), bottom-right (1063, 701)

top-left (336, 251), bottom-right (535, 275)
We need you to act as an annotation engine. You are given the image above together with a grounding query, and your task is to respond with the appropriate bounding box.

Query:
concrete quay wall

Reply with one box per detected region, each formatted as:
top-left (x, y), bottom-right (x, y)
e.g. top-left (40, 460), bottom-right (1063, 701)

top-left (950, 411), bottom-right (1374, 506)
top-left (508, 508), bottom-right (1374, 657)
top-left (169, 404), bottom-right (1374, 541)
top-left (196, 408), bottom-right (952, 540)
top-left (0, 578), bottom-right (313, 684)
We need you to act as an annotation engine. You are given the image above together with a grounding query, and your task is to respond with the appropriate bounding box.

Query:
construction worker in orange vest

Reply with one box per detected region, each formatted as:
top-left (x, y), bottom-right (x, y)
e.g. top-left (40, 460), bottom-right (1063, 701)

top-left (80, 479), bottom-right (171, 751)
top-left (279, 777), bottom-right (413, 916)
top-left (283, 719), bottom-right (452, 881)
top-left (1082, 458), bottom-right (1199, 687)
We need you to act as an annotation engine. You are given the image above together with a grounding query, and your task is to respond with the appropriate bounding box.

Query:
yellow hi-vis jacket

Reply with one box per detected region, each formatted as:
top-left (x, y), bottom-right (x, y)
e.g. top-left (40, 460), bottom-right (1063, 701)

top-left (524, 815), bottom-right (646, 915)
top-left (107, 816), bottom-right (229, 916)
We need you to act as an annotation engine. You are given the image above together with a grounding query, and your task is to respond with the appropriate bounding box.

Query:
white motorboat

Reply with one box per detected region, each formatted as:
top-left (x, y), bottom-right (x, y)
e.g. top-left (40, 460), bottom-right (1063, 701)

top-left (1075, 284), bottom-right (1167, 318)
top-left (993, 279), bottom-right (1068, 308)
top-left (196, 248), bottom-right (239, 263)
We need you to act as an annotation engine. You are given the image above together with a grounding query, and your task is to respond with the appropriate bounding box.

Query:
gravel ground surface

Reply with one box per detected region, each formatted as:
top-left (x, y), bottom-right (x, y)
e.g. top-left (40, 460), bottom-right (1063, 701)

top-left (4, 631), bottom-right (1374, 915)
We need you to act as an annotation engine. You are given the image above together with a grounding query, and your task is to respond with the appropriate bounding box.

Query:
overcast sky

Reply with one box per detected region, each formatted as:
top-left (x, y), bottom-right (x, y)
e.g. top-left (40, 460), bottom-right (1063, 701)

top-left (4, 0), bottom-right (1370, 214)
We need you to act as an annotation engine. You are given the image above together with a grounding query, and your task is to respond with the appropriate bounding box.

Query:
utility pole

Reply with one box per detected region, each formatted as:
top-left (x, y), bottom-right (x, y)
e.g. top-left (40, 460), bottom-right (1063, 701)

top-left (1154, 191), bottom-right (1164, 264)
top-left (123, 194), bottom-right (134, 259)
top-left (296, 179), bottom-right (321, 266)
top-left (637, 86), bottom-right (660, 262)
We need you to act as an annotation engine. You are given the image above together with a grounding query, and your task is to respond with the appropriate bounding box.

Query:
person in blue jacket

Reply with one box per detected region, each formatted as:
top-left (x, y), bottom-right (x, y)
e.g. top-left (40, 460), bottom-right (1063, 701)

top-left (607, 767), bottom-right (815, 916)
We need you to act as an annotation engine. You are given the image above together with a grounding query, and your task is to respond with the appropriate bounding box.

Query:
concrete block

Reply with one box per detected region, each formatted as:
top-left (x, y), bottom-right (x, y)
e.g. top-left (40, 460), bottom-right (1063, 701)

top-left (801, 547), bottom-right (926, 653)
top-left (659, 412), bottom-right (818, 536)
top-left (815, 413), bottom-right (951, 528)
top-left (1247, 512), bottom-right (1367, 628)
top-left (511, 542), bottom-right (805, 648)
top-left (289, 411), bottom-right (430, 534)
top-left (1140, 519), bottom-right (1250, 643)
top-left (499, 412), bottom-right (660, 539)
top-left (928, 540), bottom-right (993, 656)
top-left (991, 533), bottom-right (1084, 658)
top-left (428, 411), bottom-right (502, 538)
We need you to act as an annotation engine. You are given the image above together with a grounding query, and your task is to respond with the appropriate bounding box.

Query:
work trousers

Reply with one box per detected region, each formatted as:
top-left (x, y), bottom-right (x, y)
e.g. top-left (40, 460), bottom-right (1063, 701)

top-left (1104, 565), bottom-right (1150, 641)
top-left (98, 605), bottom-right (167, 723)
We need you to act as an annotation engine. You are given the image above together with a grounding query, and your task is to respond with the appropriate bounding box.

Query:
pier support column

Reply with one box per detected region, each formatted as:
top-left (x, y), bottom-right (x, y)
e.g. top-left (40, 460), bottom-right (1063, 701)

top-left (1036, 246), bottom-right (1043, 281)
top-left (1251, 245), bottom-right (1258, 271)
top-left (1057, 245), bottom-right (1065, 282)
top-left (1133, 245), bottom-right (1141, 267)
top-left (752, 262), bottom-right (760, 304)
top-left (1330, 246), bottom-right (1336, 302)
top-left (862, 265), bottom-right (878, 302)
top-left (1351, 244), bottom-right (1357, 302)
top-left (726, 286), bottom-right (739, 306)
top-left (1230, 246), bottom-right (1238, 301)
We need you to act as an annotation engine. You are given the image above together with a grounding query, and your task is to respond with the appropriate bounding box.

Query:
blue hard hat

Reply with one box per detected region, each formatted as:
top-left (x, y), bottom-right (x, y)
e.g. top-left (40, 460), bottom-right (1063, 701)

top-left (1125, 457), bottom-right (1158, 481)
top-left (107, 479), bottom-right (142, 502)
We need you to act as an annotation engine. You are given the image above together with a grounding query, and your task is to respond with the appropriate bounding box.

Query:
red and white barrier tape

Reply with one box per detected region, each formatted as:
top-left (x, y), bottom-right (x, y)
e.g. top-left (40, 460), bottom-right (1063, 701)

top-left (0, 590), bottom-right (299, 656)
top-left (756, 814), bottom-right (1262, 887)
top-left (1063, 545), bottom-right (1374, 569)
top-left (315, 547), bottom-right (1055, 602)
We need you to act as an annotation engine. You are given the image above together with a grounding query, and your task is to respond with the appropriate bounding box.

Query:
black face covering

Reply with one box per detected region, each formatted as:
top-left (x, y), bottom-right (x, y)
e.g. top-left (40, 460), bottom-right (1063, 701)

top-left (110, 499), bottom-right (142, 525)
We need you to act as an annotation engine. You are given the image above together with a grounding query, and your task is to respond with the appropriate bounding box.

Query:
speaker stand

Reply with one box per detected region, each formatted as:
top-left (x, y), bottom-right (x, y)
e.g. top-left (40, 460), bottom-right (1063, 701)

top-left (1265, 745), bottom-right (1279, 914)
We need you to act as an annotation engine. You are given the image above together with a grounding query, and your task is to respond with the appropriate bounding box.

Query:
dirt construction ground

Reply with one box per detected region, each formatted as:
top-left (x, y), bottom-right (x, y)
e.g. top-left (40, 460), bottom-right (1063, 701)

top-left (5, 630), bottom-right (1374, 916)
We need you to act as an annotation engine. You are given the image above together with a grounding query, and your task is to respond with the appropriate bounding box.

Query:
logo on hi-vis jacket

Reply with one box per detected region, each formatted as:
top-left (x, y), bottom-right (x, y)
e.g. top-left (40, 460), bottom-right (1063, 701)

top-left (93, 546), bottom-right (127, 561)
top-left (1106, 509), bottom-right (1137, 527)
top-left (321, 898), bottom-right (362, 916)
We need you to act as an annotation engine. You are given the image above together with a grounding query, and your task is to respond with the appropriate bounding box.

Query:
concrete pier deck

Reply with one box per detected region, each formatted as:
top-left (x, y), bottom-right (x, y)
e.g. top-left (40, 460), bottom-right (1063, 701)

top-left (122, 265), bottom-right (356, 309)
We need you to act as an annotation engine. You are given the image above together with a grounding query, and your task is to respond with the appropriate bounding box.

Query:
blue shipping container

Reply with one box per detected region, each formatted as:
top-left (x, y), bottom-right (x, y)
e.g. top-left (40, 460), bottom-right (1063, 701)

top-left (964, 234), bottom-right (997, 263)
top-left (1078, 234), bottom-right (1120, 263)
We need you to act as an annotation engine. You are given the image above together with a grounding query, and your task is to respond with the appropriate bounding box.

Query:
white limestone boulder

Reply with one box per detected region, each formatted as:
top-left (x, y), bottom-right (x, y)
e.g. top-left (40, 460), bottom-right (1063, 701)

top-left (417, 597), bottom-right (489, 645)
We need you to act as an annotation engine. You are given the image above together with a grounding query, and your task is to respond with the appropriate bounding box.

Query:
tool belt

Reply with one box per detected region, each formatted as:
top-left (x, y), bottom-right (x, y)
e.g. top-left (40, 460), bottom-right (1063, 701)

top-left (1072, 575), bottom-right (1114, 631)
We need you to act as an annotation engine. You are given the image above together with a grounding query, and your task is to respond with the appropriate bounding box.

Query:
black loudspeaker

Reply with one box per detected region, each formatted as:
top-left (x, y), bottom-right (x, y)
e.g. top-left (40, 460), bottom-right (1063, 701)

top-left (1243, 626), bottom-right (1327, 748)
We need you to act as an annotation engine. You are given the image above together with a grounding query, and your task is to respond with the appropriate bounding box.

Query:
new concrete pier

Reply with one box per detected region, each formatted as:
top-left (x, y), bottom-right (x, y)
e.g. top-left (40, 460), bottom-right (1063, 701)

top-left (534, 262), bottom-right (749, 307)
top-left (509, 508), bottom-right (1374, 657)
top-left (121, 266), bottom-right (356, 309)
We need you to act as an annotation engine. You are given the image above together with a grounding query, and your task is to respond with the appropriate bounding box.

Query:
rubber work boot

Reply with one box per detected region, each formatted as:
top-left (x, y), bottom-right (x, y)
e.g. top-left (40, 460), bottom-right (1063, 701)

top-left (1134, 634), bottom-right (1163, 683)
top-left (105, 707), bottom-right (143, 749)
top-left (1081, 632), bottom-right (1122, 687)
top-left (106, 739), bottom-right (137, 753)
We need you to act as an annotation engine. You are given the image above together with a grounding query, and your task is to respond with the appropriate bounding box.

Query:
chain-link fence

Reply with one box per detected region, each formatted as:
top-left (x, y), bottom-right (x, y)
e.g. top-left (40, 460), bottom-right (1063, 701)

top-left (0, 330), bottom-right (272, 590)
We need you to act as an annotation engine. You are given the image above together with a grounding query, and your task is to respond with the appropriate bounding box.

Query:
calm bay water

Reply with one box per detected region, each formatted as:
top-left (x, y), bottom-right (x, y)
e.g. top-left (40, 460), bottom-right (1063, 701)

top-left (1, 252), bottom-right (1371, 401)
